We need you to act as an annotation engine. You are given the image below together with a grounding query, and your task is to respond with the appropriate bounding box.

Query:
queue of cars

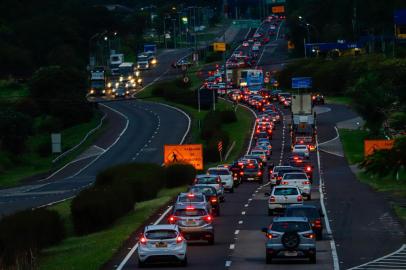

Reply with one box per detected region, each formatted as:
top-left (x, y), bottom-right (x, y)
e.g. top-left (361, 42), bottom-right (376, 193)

top-left (136, 15), bottom-right (324, 267)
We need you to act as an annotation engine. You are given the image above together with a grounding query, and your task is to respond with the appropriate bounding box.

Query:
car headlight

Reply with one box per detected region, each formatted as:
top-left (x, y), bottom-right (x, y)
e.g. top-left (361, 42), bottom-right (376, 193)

top-left (151, 59), bottom-right (157, 64)
top-left (128, 76), bottom-right (132, 80)
top-left (137, 65), bottom-right (140, 68)
top-left (135, 71), bottom-right (140, 77)
top-left (102, 90), bottom-right (106, 94)
top-left (90, 89), bottom-right (94, 94)
top-left (146, 64), bottom-right (149, 68)
top-left (130, 79), bottom-right (135, 83)
top-left (119, 77), bottom-right (123, 82)
top-left (112, 89), bottom-right (116, 93)
top-left (126, 91), bottom-right (129, 94)
top-left (115, 83), bottom-right (119, 87)
top-left (132, 83), bottom-right (136, 87)
top-left (137, 78), bottom-right (142, 83)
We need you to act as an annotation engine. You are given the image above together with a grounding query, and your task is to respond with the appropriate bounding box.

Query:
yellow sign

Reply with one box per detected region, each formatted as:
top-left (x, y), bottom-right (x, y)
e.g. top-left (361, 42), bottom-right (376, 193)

top-left (164, 144), bottom-right (203, 170)
top-left (272, 5), bottom-right (285, 13)
top-left (213, 42), bottom-right (226, 52)
top-left (364, 140), bottom-right (394, 157)
top-left (288, 40), bottom-right (295, 49)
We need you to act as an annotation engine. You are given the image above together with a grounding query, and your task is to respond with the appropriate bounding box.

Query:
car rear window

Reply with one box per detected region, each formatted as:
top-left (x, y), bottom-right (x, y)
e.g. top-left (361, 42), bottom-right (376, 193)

top-left (285, 208), bottom-right (319, 219)
top-left (208, 169), bottom-right (229, 175)
top-left (145, 230), bottom-right (177, 239)
top-left (178, 194), bottom-right (205, 203)
top-left (273, 166), bottom-right (291, 173)
top-left (196, 176), bottom-right (218, 184)
top-left (251, 151), bottom-right (264, 155)
top-left (284, 173), bottom-right (307, 180)
top-left (174, 209), bottom-right (207, 217)
top-left (271, 221), bottom-right (310, 232)
top-left (189, 187), bottom-right (216, 196)
top-left (273, 188), bottom-right (299, 196)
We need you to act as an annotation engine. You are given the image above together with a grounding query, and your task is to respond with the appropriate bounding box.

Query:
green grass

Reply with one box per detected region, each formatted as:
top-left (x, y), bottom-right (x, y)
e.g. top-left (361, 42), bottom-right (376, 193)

top-left (0, 81), bottom-right (29, 102)
top-left (358, 170), bottom-right (406, 197)
top-left (326, 96), bottom-right (352, 105)
top-left (39, 186), bottom-right (186, 270)
top-left (0, 113), bottom-right (104, 188)
top-left (339, 129), bottom-right (369, 164)
top-left (394, 205), bottom-right (406, 224)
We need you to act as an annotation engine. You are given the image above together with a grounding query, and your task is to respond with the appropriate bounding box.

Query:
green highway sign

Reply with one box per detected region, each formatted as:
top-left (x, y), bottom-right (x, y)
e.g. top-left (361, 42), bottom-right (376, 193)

top-left (232, 20), bottom-right (261, 28)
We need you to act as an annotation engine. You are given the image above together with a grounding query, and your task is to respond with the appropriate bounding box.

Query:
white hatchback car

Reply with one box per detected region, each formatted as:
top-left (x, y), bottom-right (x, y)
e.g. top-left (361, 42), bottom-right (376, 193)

top-left (207, 167), bottom-right (234, 193)
top-left (281, 172), bottom-right (312, 200)
top-left (138, 224), bottom-right (187, 267)
top-left (292, 144), bottom-right (310, 158)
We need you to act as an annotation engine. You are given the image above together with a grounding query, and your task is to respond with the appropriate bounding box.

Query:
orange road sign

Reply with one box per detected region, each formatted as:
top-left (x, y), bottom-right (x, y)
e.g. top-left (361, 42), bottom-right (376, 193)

top-left (364, 140), bottom-right (394, 156)
top-left (213, 42), bottom-right (226, 52)
top-left (164, 144), bottom-right (203, 170)
top-left (272, 5), bottom-right (285, 14)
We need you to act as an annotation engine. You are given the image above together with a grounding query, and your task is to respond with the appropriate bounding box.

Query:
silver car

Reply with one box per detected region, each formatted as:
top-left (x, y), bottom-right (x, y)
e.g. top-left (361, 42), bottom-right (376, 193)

top-left (175, 192), bottom-right (212, 215)
top-left (262, 217), bottom-right (316, 264)
top-left (168, 204), bottom-right (215, 245)
top-left (137, 224), bottom-right (187, 267)
top-left (194, 174), bottom-right (224, 201)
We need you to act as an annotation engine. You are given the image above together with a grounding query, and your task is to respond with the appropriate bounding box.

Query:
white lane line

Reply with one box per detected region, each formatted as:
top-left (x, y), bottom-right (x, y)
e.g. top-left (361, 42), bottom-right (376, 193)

top-left (229, 244), bottom-right (235, 250)
top-left (238, 220), bottom-right (243, 224)
top-left (244, 204), bottom-right (249, 207)
top-left (69, 104), bottom-right (130, 178)
top-left (157, 103), bottom-right (191, 145)
top-left (241, 211), bottom-right (246, 215)
top-left (225, 260), bottom-right (232, 267)
top-left (318, 126), bottom-right (340, 145)
top-left (234, 230), bottom-right (240, 235)
top-left (348, 244), bottom-right (406, 270)
top-left (248, 198), bottom-right (252, 201)
top-left (116, 206), bottom-right (174, 270)
top-left (316, 134), bottom-right (340, 270)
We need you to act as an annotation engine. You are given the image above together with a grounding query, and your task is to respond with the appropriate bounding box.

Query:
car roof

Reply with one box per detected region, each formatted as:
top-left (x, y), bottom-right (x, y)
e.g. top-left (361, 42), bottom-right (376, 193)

top-left (273, 185), bottom-right (298, 189)
top-left (174, 204), bottom-right (207, 211)
top-left (273, 216), bottom-right (309, 223)
top-left (178, 192), bottom-right (204, 197)
top-left (286, 204), bottom-right (317, 210)
top-left (145, 224), bottom-right (178, 231)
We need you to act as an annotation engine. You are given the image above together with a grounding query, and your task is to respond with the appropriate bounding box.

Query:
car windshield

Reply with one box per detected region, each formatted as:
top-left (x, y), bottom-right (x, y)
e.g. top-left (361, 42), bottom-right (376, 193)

top-left (295, 145), bottom-right (307, 149)
top-left (274, 166), bottom-right (291, 173)
top-left (178, 194), bottom-right (205, 202)
top-left (273, 188), bottom-right (299, 196)
top-left (174, 209), bottom-right (207, 217)
top-left (190, 187), bottom-right (216, 196)
top-left (285, 208), bottom-right (319, 219)
top-left (145, 230), bottom-right (177, 239)
top-left (251, 151), bottom-right (264, 155)
top-left (284, 173), bottom-right (307, 180)
top-left (196, 176), bottom-right (218, 184)
top-left (208, 169), bottom-right (229, 175)
top-left (271, 222), bottom-right (310, 232)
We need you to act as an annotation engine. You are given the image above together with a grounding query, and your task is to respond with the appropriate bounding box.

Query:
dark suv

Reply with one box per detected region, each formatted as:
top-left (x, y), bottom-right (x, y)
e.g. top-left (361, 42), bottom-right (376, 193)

top-left (285, 205), bottom-right (324, 240)
top-left (241, 162), bottom-right (263, 183)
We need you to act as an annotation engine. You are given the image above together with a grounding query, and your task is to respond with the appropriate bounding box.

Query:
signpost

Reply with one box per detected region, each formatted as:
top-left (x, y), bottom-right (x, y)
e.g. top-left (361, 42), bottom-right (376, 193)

top-left (213, 42), bottom-right (226, 52)
top-left (292, 77), bottom-right (312, 89)
top-left (218, 141), bottom-right (223, 162)
top-left (51, 133), bottom-right (62, 153)
top-left (164, 144), bottom-right (203, 170)
top-left (272, 6), bottom-right (285, 14)
top-left (364, 140), bottom-right (394, 157)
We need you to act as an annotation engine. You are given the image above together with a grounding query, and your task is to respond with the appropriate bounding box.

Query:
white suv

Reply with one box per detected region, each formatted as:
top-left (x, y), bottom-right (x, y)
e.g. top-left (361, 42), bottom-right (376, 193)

top-left (207, 167), bottom-right (234, 193)
top-left (281, 172), bottom-right (312, 200)
top-left (266, 186), bottom-right (303, 216)
top-left (137, 224), bottom-right (187, 267)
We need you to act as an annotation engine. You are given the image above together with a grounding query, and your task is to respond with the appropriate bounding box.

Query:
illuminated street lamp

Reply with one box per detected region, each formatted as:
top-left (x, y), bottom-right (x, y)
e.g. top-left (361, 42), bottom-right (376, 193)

top-left (182, 16), bottom-right (188, 24)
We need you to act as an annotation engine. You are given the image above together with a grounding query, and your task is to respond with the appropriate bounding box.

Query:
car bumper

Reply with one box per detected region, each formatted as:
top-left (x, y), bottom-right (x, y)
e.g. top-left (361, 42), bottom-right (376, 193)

top-left (242, 175), bottom-right (262, 181)
top-left (268, 203), bottom-right (303, 210)
top-left (138, 245), bottom-right (186, 262)
top-left (266, 246), bottom-right (316, 258)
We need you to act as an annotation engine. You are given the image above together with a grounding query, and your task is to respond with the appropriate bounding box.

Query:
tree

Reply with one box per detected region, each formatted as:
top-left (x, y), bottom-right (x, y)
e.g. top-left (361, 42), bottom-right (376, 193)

top-left (0, 108), bottom-right (33, 154)
top-left (360, 137), bottom-right (406, 177)
top-left (348, 73), bottom-right (396, 135)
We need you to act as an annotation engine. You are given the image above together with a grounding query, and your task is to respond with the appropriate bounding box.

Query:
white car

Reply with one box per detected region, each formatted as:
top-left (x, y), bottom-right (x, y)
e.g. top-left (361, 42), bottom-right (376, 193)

top-left (137, 224), bottom-right (187, 267)
top-left (266, 186), bottom-right (303, 216)
top-left (281, 172), bottom-right (312, 200)
top-left (292, 144), bottom-right (310, 158)
top-left (250, 149), bottom-right (268, 163)
top-left (270, 165), bottom-right (292, 186)
top-left (207, 167), bottom-right (234, 193)
top-left (195, 174), bottom-right (225, 200)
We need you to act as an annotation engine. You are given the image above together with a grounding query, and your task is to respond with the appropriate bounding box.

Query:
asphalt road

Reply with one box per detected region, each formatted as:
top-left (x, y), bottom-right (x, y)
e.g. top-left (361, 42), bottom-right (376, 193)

top-left (0, 48), bottom-right (191, 216)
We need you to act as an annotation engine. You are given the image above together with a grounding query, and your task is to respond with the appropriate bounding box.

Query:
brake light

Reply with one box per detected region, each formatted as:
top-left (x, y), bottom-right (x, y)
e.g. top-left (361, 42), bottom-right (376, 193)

top-left (281, 181), bottom-right (288, 185)
top-left (186, 206), bottom-right (195, 210)
top-left (210, 197), bottom-right (218, 203)
top-left (202, 215), bottom-right (213, 223)
top-left (187, 193), bottom-right (195, 198)
top-left (277, 176), bottom-right (282, 180)
top-left (304, 233), bottom-right (316, 239)
top-left (269, 196), bottom-right (276, 203)
top-left (168, 215), bottom-right (177, 224)
top-left (240, 171), bottom-right (244, 175)
top-left (293, 156), bottom-right (299, 160)
top-left (304, 181), bottom-right (311, 185)
top-left (306, 166), bottom-right (312, 172)
top-left (258, 171), bottom-right (262, 176)
top-left (140, 236), bottom-right (147, 245)
top-left (297, 195), bottom-right (303, 202)
top-left (269, 169), bottom-right (273, 174)
top-left (300, 140), bottom-right (304, 144)
top-left (314, 219), bottom-right (322, 228)
top-left (176, 235), bottom-right (184, 244)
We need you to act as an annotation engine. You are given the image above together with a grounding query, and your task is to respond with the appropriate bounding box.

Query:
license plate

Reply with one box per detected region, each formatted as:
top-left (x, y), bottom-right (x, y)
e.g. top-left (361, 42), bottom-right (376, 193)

top-left (248, 178), bottom-right (254, 180)
top-left (186, 220), bottom-right (195, 225)
top-left (155, 242), bottom-right (167, 248)
top-left (284, 251), bottom-right (298, 257)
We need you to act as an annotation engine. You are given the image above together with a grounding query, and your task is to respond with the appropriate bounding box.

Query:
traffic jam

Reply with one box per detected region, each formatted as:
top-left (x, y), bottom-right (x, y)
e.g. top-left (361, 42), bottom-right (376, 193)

top-left (135, 15), bottom-right (328, 268)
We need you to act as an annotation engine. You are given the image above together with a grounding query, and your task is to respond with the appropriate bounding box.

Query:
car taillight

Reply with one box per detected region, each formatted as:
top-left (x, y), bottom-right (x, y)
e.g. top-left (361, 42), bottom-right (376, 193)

top-left (176, 235), bottom-right (184, 244)
top-left (277, 176), bottom-right (282, 180)
top-left (210, 196), bottom-right (218, 203)
top-left (269, 169), bottom-right (273, 174)
top-left (202, 215), bottom-right (213, 223)
top-left (168, 215), bottom-right (177, 224)
top-left (267, 130), bottom-right (272, 134)
top-left (314, 219), bottom-right (322, 228)
top-left (297, 195), bottom-right (303, 202)
top-left (306, 166), bottom-right (312, 172)
top-left (281, 181), bottom-right (288, 185)
top-left (304, 233), bottom-right (316, 239)
top-left (239, 171), bottom-right (244, 175)
top-left (300, 140), bottom-right (304, 144)
top-left (140, 236), bottom-right (147, 245)
top-left (267, 233), bottom-right (279, 239)
top-left (269, 196), bottom-right (276, 203)
top-left (258, 171), bottom-right (262, 176)
top-left (304, 181), bottom-right (311, 185)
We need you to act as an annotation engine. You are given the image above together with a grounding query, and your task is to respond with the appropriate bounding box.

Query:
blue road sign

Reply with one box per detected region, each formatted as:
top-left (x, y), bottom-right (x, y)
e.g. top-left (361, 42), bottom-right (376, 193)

top-left (292, 77), bottom-right (312, 89)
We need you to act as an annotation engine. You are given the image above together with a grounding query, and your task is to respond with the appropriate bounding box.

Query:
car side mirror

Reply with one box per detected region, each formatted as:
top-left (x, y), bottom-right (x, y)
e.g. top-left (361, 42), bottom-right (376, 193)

top-left (264, 192), bottom-right (270, 197)
top-left (261, 227), bottom-right (268, 233)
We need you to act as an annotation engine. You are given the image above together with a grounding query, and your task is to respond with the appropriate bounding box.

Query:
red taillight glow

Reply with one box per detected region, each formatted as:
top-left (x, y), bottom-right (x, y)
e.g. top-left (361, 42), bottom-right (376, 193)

top-left (293, 156), bottom-right (299, 160)
top-left (240, 171), bottom-right (244, 175)
top-left (202, 215), bottom-right (213, 223)
top-left (304, 181), bottom-right (311, 185)
top-left (210, 197), bottom-right (218, 203)
top-left (258, 171), bottom-right (263, 176)
top-left (168, 215), bottom-right (177, 224)
top-left (306, 166), bottom-right (312, 172)
top-left (186, 206), bottom-right (195, 210)
top-left (187, 193), bottom-right (195, 198)
top-left (281, 181), bottom-right (288, 185)
top-left (304, 233), bottom-right (316, 239)
top-left (314, 219), bottom-right (322, 228)
top-left (300, 140), bottom-right (304, 144)
top-left (140, 236), bottom-right (147, 245)
top-left (176, 235), bottom-right (184, 244)
top-left (269, 169), bottom-right (273, 174)
top-left (297, 195), bottom-right (303, 202)
top-left (270, 196), bottom-right (276, 203)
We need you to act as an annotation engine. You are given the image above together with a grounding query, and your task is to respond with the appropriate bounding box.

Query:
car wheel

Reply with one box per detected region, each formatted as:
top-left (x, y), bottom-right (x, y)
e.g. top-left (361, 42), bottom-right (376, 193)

top-left (268, 209), bottom-right (273, 216)
top-left (137, 259), bottom-right (145, 268)
top-left (230, 187), bottom-right (234, 193)
top-left (266, 253), bottom-right (273, 264)
top-left (181, 256), bottom-right (188, 266)
top-left (208, 236), bottom-right (215, 245)
top-left (309, 253), bottom-right (316, 264)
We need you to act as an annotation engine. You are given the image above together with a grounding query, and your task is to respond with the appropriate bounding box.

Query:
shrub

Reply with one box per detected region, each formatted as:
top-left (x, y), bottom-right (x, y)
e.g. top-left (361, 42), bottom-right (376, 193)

top-left (201, 111), bottom-right (222, 140)
top-left (220, 110), bottom-right (237, 123)
top-left (165, 163), bottom-right (196, 188)
top-left (36, 139), bottom-right (52, 157)
top-left (71, 184), bottom-right (134, 235)
top-left (0, 208), bottom-right (64, 268)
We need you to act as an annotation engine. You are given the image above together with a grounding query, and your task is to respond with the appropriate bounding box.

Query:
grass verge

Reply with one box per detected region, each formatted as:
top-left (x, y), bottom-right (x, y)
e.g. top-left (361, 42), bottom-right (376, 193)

top-left (326, 96), bottom-right (352, 106)
top-left (338, 129), bottom-right (369, 165)
top-left (39, 186), bottom-right (186, 270)
top-left (0, 112), bottom-right (105, 188)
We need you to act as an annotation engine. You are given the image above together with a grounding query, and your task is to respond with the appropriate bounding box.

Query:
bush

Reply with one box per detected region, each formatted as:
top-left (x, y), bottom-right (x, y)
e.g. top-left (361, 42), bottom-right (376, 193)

top-left (71, 185), bottom-right (134, 235)
top-left (201, 111), bottom-right (222, 140)
top-left (0, 208), bottom-right (64, 268)
top-left (165, 163), bottom-right (196, 188)
top-left (220, 110), bottom-right (237, 123)
top-left (36, 139), bottom-right (52, 157)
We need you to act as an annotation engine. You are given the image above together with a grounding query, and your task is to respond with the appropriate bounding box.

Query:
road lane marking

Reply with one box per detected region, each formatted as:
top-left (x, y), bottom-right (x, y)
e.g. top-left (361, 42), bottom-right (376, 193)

top-left (235, 230), bottom-right (240, 235)
top-left (241, 211), bottom-right (246, 215)
top-left (225, 260), bottom-right (232, 267)
top-left (348, 244), bottom-right (406, 270)
top-left (229, 244), bottom-right (235, 250)
top-left (244, 204), bottom-right (249, 207)
top-left (238, 220), bottom-right (243, 224)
